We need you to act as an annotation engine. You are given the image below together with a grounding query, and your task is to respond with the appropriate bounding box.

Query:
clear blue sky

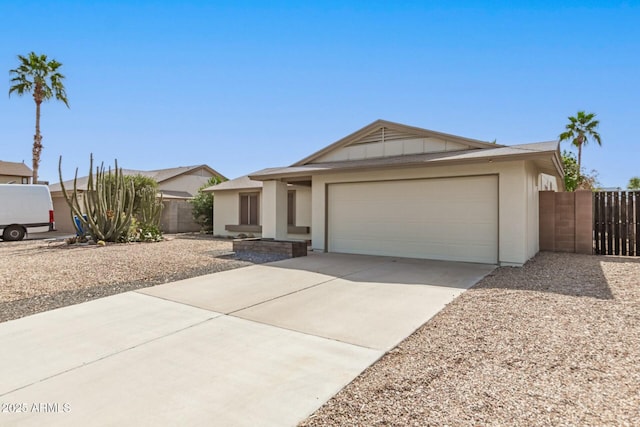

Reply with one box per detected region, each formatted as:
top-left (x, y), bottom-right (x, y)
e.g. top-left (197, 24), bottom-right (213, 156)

top-left (2, 1), bottom-right (638, 188)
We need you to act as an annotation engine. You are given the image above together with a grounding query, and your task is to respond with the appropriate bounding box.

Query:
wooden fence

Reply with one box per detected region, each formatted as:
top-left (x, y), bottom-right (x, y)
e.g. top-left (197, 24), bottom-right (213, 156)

top-left (593, 191), bottom-right (640, 256)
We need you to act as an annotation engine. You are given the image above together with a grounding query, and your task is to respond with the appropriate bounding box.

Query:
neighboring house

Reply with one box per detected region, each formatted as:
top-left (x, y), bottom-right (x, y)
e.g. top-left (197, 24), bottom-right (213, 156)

top-left (0, 160), bottom-right (32, 184)
top-left (50, 165), bottom-right (225, 234)
top-left (208, 119), bottom-right (562, 266)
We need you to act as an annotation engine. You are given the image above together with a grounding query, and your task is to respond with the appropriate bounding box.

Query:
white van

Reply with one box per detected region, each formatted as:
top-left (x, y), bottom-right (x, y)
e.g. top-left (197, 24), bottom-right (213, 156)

top-left (0, 184), bottom-right (55, 241)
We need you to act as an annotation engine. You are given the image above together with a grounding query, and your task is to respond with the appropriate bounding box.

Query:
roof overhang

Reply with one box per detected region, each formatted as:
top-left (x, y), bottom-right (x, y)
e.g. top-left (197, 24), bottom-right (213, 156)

top-left (204, 175), bottom-right (313, 193)
top-left (250, 145), bottom-right (564, 183)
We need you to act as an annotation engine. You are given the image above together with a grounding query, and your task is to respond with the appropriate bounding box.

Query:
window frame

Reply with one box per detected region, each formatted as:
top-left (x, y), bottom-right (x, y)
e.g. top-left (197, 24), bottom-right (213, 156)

top-left (239, 192), bottom-right (260, 225)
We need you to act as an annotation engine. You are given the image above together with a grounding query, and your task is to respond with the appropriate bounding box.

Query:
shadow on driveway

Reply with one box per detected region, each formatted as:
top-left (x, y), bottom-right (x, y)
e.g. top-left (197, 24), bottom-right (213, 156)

top-left (260, 252), bottom-right (495, 289)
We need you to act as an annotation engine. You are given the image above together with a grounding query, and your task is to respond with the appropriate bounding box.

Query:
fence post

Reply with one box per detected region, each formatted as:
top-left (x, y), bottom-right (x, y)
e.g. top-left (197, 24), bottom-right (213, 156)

top-left (575, 190), bottom-right (593, 254)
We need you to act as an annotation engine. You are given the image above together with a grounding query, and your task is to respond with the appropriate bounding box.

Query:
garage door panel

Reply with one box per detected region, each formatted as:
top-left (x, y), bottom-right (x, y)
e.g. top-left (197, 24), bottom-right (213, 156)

top-left (328, 176), bottom-right (498, 264)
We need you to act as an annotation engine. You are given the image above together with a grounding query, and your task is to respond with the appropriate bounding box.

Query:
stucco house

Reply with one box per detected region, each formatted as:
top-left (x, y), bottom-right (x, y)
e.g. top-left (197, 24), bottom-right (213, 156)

top-left (0, 160), bottom-right (32, 184)
top-left (208, 120), bottom-right (563, 266)
top-left (51, 164), bottom-right (225, 234)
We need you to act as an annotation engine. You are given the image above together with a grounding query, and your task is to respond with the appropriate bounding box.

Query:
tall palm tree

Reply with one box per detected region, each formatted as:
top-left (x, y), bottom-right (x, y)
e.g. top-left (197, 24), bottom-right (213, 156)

top-left (559, 111), bottom-right (601, 175)
top-left (9, 52), bottom-right (69, 183)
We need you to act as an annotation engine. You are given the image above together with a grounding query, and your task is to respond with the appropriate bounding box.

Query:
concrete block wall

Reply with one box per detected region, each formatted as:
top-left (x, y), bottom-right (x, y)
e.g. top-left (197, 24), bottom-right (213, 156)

top-left (575, 191), bottom-right (594, 254)
top-left (539, 192), bottom-right (555, 251)
top-left (539, 190), bottom-right (593, 254)
top-left (160, 200), bottom-right (201, 234)
top-left (554, 192), bottom-right (576, 252)
top-left (53, 196), bottom-right (200, 234)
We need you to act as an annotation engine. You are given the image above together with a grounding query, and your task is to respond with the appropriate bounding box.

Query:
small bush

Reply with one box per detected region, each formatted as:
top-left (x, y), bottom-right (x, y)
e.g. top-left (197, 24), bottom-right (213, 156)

top-left (124, 217), bottom-right (163, 242)
top-left (139, 224), bottom-right (163, 242)
top-left (191, 176), bottom-right (224, 233)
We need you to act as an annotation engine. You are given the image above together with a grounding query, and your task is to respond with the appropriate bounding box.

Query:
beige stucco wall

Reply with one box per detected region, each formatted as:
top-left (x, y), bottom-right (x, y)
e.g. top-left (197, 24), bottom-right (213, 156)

top-left (526, 160), bottom-right (554, 260)
top-left (262, 181), bottom-right (288, 239)
top-left (213, 187), bottom-right (311, 240)
top-left (52, 194), bottom-right (80, 233)
top-left (160, 173), bottom-right (214, 196)
top-left (213, 191), bottom-right (263, 237)
top-left (310, 160), bottom-right (543, 266)
top-left (524, 161), bottom-right (540, 261)
top-left (294, 187), bottom-right (312, 233)
top-left (539, 173), bottom-right (559, 191)
top-left (0, 175), bottom-right (29, 184)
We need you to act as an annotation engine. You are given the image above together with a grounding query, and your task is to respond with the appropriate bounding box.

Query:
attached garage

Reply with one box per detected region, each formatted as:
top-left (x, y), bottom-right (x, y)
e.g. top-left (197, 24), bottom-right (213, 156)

top-left (238, 119), bottom-right (564, 266)
top-left (327, 175), bottom-right (498, 264)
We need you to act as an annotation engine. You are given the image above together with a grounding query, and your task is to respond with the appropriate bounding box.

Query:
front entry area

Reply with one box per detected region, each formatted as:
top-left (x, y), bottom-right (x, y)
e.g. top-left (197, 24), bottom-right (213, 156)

top-left (327, 175), bottom-right (499, 264)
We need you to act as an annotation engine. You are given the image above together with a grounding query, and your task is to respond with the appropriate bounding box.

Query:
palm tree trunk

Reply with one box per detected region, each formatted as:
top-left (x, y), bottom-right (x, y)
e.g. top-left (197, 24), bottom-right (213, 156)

top-left (577, 143), bottom-right (582, 178)
top-left (32, 99), bottom-right (42, 184)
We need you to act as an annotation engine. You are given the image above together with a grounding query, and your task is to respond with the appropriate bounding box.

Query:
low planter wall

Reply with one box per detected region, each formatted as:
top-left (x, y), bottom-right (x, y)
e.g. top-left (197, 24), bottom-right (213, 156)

top-left (233, 238), bottom-right (307, 258)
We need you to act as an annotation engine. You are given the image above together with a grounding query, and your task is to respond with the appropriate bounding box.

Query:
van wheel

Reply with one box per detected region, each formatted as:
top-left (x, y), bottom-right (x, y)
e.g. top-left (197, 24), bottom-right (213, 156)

top-left (3, 225), bottom-right (26, 241)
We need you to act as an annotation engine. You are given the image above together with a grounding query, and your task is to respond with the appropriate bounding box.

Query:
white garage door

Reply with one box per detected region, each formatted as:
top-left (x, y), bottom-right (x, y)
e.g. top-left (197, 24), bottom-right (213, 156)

top-left (327, 176), bottom-right (498, 264)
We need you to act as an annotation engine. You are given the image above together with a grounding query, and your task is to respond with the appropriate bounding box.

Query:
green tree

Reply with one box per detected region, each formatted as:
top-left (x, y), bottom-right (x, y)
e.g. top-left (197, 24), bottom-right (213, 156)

top-left (103, 174), bottom-right (157, 214)
top-left (628, 176), bottom-right (640, 190)
top-left (127, 174), bottom-right (159, 217)
top-left (562, 151), bottom-right (580, 191)
top-left (9, 52), bottom-right (69, 183)
top-left (559, 111), bottom-right (601, 176)
top-left (190, 176), bottom-right (224, 233)
top-left (562, 151), bottom-right (599, 191)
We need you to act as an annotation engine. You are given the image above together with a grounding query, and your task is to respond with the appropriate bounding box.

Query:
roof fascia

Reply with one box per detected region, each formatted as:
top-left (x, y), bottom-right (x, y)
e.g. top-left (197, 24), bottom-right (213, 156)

top-left (252, 150), bottom-right (560, 181)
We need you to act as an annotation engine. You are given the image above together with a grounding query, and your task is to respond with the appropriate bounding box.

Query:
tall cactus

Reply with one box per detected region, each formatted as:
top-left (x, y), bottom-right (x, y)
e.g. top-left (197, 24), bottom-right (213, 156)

top-left (137, 186), bottom-right (163, 228)
top-left (59, 154), bottom-right (135, 242)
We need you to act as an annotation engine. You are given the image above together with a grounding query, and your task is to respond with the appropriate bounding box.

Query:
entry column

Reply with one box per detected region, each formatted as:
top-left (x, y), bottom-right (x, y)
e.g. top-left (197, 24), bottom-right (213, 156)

top-left (262, 180), bottom-right (288, 240)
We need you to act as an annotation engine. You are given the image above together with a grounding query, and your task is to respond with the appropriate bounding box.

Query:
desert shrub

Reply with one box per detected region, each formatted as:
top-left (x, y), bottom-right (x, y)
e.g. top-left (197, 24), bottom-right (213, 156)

top-left (191, 176), bottom-right (223, 233)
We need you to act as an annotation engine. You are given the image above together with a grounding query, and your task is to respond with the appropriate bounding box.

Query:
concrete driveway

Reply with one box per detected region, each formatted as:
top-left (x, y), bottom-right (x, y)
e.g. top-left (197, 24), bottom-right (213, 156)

top-left (0, 253), bottom-right (494, 426)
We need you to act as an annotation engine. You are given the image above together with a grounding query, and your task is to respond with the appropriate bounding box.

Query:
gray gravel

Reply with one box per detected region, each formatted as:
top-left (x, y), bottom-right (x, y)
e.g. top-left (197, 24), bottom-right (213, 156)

top-left (0, 234), bottom-right (284, 323)
top-left (300, 252), bottom-right (640, 426)
top-left (3, 238), bottom-right (638, 425)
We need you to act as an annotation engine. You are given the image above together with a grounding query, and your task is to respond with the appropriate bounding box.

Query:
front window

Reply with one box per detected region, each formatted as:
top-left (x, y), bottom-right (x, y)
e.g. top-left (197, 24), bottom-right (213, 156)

top-left (288, 191), bottom-right (296, 226)
top-left (239, 193), bottom-right (259, 225)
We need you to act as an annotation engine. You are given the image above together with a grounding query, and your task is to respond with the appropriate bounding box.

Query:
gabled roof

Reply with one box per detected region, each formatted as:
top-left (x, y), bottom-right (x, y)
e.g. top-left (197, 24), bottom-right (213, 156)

top-left (249, 140), bottom-right (563, 181)
top-left (0, 160), bottom-right (32, 177)
top-left (146, 165), bottom-right (225, 182)
top-left (293, 119), bottom-right (503, 166)
top-left (159, 190), bottom-right (194, 199)
top-left (50, 164), bottom-right (226, 193)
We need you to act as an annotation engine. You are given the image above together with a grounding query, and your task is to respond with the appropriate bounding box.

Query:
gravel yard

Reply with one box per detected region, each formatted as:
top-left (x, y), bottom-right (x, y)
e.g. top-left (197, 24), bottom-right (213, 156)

top-left (2, 238), bottom-right (638, 425)
top-left (301, 252), bottom-right (640, 426)
top-left (0, 234), bottom-right (284, 323)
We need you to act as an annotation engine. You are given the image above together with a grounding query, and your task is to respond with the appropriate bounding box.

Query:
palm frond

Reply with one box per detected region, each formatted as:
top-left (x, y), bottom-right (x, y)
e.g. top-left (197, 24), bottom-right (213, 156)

top-left (560, 110), bottom-right (602, 149)
top-left (8, 51), bottom-right (69, 107)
